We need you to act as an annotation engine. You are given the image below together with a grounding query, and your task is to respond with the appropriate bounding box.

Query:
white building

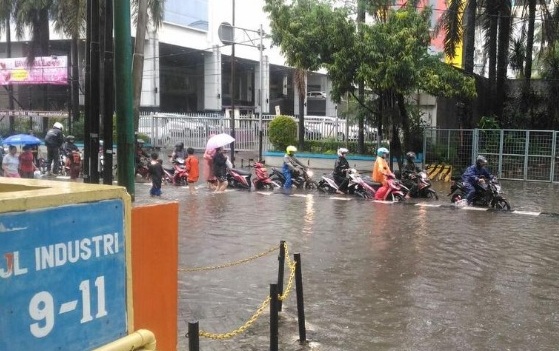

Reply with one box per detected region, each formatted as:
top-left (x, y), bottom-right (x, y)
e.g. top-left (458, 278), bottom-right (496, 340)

top-left (0, 0), bottom-right (338, 117)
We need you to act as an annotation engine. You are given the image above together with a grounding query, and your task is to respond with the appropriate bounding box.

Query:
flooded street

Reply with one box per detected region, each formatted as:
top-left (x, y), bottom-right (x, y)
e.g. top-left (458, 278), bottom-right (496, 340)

top-left (136, 180), bottom-right (559, 350)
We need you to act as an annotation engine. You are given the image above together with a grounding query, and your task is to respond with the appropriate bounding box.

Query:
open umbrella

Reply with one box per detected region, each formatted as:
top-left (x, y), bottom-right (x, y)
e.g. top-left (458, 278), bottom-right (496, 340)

top-left (3, 134), bottom-right (42, 146)
top-left (206, 133), bottom-right (235, 150)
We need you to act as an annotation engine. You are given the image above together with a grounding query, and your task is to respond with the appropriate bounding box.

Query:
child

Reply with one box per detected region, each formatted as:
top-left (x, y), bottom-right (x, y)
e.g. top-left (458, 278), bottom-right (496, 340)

top-left (185, 147), bottom-right (199, 194)
top-left (67, 149), bottom-right (82, 181)
top-left (19, 145), bottom-right (37, 179)
top-left (148, 152), bottom-right (164, 197)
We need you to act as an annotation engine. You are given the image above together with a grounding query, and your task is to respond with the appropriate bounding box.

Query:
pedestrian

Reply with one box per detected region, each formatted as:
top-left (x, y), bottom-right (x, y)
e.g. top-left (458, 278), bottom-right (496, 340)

top-left (19, 145), bottom-right (37, 179)
top-left (44, 122), bottom-right (64, 175)
top-left (212, 147), bottom-right (228, 192)
top-left (67, 148), bottom-right (82, 182)
top-left (148, 152), bottom-right (164, 197)
top-left (185, 147), bottom-right (199, 194)
top-left (2, 145), bottom-right (20, 178)
top-left (203, 147), bottom-right (217, 190)
top-left (28, 130), bottom-right (39, 166)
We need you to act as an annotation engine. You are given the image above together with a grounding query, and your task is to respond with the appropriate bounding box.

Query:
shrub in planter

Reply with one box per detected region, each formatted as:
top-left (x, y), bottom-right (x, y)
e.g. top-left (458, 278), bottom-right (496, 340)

top-left (268, 115), bottom-right (297, 151)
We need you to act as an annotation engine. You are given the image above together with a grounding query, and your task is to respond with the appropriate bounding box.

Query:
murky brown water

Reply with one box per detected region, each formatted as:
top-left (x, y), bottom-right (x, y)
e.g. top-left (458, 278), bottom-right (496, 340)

top-left (138, 180), bottom-right (559, 350)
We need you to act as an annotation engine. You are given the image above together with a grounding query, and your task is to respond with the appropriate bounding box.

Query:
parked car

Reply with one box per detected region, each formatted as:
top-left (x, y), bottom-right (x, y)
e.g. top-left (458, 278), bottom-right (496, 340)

top-left (138, 118), bottom-right (207, 147)
top-left (347, 126), bottom-right (377, 141)
top-left (307, 91), bottom-right (327, 99)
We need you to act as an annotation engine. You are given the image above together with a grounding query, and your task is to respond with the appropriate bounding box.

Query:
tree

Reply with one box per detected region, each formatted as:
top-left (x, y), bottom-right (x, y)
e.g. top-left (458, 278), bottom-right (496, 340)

top-left (265, 0), bottom-right (475, 167)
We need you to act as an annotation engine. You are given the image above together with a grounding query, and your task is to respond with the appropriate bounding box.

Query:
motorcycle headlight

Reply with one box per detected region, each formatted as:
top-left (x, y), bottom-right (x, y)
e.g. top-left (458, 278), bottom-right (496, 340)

top-left (306, 169), bottom-right (314, 177)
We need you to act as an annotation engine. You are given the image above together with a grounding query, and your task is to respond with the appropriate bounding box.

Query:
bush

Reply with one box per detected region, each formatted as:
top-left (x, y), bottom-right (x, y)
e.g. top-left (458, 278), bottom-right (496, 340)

top-left (268, 115), bottom-right (297, 151)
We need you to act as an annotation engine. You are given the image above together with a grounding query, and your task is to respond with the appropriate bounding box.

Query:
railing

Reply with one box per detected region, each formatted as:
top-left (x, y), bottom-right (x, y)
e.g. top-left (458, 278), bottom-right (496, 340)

top-left (423, 128), bottom-right (559, 182)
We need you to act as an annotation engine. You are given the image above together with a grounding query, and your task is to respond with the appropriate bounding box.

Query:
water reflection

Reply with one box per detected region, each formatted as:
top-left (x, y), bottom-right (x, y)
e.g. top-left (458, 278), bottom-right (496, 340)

top-left (168, 180), bottom-right (559, 351)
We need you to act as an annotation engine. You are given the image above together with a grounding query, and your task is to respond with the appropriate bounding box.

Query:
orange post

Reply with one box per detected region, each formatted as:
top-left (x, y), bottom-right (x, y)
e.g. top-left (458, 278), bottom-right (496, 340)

top-left (131, 202), bottom-right (179, 351)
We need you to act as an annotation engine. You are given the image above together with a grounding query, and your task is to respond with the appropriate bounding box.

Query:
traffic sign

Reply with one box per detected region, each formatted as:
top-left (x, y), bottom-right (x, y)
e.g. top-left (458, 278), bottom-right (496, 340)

top-left (0, 199), bottom-right (127, 350)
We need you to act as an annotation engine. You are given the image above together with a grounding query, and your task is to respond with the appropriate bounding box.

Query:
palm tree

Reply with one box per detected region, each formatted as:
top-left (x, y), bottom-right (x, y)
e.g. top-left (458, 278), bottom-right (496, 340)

top-left (132, 0), bottom-right (165, 131)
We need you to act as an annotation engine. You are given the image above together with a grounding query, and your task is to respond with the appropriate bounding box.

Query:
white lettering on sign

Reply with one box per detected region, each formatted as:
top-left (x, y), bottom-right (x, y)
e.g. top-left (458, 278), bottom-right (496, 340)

top-left (0, 251), bottom-right (29, 278)
top-left (34, 233), bottom-right (119, 271)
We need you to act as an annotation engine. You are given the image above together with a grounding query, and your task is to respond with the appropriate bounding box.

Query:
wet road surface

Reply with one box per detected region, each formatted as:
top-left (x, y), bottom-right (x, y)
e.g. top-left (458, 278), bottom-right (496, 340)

top-left (134, 180), bottom-right (559, 351)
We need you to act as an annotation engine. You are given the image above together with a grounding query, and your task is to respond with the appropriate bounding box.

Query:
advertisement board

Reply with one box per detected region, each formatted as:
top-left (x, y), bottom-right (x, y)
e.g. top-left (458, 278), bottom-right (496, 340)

top-left (0, 56), bottom-right (68, 85)
top-left (0, 199), bottom-right (127, 350)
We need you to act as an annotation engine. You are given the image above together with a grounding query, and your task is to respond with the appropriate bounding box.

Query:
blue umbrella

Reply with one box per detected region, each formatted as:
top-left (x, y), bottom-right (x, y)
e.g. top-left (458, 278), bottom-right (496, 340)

top-left (3, 134), bottom-right (42, 146)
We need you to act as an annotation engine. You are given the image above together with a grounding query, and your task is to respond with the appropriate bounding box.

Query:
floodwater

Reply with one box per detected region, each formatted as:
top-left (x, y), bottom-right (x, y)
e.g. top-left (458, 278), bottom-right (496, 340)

top-left (140, 180), bottom-right (559, 350)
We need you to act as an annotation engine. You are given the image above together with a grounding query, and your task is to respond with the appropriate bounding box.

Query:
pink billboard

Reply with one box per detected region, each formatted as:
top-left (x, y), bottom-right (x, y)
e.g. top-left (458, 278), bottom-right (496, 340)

top-left (0, 56), bottom-right (68, 85)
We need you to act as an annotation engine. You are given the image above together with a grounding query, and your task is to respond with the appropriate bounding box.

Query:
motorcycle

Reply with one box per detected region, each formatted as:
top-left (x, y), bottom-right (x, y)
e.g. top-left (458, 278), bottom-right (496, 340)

top-left (374, 172), bottom-right (409, 202)
top-left (252, 162), bottom-right (281, 190)
top-left (448, 176), bottom-right (511, 210)
top-left (317, 169), bottom-right (376, 199)
top-left (135, 156), bottom-right (150, 180)
top-left (162, 158), bottom-right (188, 186)
top-left (400, 170), bottom-right (439, 200)
top-left (226, 167), bottom-right (252, 190)
top-left (269, 166), bottom-right (319, 190)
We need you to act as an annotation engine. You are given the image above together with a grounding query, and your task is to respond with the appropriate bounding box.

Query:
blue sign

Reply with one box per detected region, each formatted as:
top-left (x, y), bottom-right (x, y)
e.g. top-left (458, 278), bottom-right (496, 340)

top-left (0, 199), bottom-right (127, 351)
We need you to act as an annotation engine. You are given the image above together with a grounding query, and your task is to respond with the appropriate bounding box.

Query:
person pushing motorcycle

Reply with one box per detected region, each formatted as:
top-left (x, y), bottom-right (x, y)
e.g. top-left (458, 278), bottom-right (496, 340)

top-left (333, 148), bottom-right (350, 194)
top-left (283, 145), bottom-right (306, 189)
top-left (372, 147), bottom-right (391, 184)
top-left (462, 155), bottom-right (494, 206)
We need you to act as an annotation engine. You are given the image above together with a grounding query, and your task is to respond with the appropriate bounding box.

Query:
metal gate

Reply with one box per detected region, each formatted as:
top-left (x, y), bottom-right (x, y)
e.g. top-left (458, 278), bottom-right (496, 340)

top-left (424, 128), bottom-right (558, 182)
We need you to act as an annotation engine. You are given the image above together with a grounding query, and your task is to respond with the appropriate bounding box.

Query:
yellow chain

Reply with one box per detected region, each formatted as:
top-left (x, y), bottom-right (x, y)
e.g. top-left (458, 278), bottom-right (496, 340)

top-left (187, 242), bottom-right (298, 340)
top-left (179, 245), bottom-right (279, 272)
top-left (198, 296), bottom-right (271, 339)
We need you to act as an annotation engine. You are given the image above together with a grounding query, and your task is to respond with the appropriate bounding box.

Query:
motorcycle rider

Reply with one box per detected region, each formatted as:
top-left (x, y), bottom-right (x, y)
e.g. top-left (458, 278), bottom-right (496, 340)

top-left (44, 122), bottom-right (64, 175)
top-left (62, 135), bottom-right (79, 156)
top-left (462, 155), bottom-right (494, 206)
top-left (282, 145), bottom-right (306, 189)
top-left (171, 142), bottom-right (187, 162)
top-left (401, 151), bottom-right (422, 196)
top-left (403, 151), bottom-right (421, 174)
top-left (372, 147), bottom-right (391, 184)
top-left (333, 147), bottom-right (350, 194)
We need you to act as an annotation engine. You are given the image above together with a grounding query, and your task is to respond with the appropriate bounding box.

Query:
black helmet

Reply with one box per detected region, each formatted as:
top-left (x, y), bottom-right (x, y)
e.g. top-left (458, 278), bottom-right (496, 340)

top-left (476, 155), bottom-right (488, 167)
top-left (406, 151), bottom-right (416, 161)
top-left (175, 142), bottom-right (184, 149)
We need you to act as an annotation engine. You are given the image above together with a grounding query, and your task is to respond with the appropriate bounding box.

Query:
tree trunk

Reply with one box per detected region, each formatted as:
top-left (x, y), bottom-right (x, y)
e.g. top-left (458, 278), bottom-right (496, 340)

top-left (463, 0), bottom-right (477, 74)
top-left (357, 0), bottom-right (365, 154)
top-left (71, 36), bottom-right (80, 123)
top-left (293, 69), bottom-right (306, 151)
top-left (495, 1), bottom-right (511, 124)
top-left (132, 0), bottom-right (149, 131)
top-left (7, 17), bottom-right (14, 133)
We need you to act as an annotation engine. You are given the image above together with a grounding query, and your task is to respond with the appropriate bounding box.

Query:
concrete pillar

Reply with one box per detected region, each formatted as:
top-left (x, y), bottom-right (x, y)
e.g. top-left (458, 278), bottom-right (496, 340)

top-left (255, 55), bottom-right (270, 114)
top-left (140, 30), bottom-right (160, 108)
top-left (325, 78), bottom-right (336, 117)
top-left (204, 45), bottom-right (222, 111)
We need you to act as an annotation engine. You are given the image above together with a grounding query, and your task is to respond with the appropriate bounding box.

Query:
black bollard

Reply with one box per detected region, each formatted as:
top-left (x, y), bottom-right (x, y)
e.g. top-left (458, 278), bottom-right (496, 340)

top-left (277, 240), bottom-right (286, 311)
top-left (270, 284), bottom-right (279, 351)
top-left (294, 253), bottom-right (306, 343)
top-left (188, 321), bottom-right (199, 351)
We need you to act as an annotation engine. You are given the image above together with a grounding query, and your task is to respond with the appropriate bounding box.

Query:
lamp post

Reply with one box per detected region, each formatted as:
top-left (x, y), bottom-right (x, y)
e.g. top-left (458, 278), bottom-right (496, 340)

top-left (218, 22), bottom-right (267, 162)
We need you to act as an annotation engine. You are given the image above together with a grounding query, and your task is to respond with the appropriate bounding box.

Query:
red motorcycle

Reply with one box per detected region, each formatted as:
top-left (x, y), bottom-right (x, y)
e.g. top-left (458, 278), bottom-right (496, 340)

top-left (374, 172), bottom-right (408, 201)
top-left (252, 162), bottom-right (281, 190)
top-left (162, 158), bottom-right (188, 186)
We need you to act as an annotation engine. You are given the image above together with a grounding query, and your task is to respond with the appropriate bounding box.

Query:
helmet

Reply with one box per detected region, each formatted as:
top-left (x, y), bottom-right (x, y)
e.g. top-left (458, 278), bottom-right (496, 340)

top-left (286, 145), bottom-right (297, 155)
top-left (406, 151), bottom-right (416, 161)
top-left (66, 135), bottom-right (75, 142)
top-left (476, 155), bottom-right (488, 167)
top-left (377, 147), bottom-right (389, 157)
top-left (53, 122), bottom-right (63, 130)
top-left (337, 148), bottom-right (349, 157)
top-left (175, 142), bottom-right (184, 149)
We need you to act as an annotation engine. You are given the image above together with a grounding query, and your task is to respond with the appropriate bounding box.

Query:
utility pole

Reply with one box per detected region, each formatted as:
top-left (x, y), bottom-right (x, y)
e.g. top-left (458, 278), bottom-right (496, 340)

top-left (230, 0), bottom-right (236, 165)
top-left (102, 0), bottom-right (114, 185)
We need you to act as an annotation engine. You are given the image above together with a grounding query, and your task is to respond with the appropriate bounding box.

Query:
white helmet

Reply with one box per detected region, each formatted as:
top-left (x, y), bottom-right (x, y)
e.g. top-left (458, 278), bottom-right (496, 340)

top-left (53, 122), bottom-right (63, 130)
top-left (337, 148), bottom-right (349, 157)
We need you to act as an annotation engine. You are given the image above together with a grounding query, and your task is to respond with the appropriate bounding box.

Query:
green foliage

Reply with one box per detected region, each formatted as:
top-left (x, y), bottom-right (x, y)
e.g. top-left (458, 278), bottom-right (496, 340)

top-left (268, 115), bottom-right (297, 151)
top-left (478, 116), bottom-right (500, 129)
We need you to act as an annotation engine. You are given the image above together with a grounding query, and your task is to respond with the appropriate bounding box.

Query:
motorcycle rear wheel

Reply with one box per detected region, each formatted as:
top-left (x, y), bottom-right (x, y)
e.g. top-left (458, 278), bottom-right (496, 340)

top-left (391, 194), bottom-right (405, 202)
top-left (304, 180), bottom-right (319, 190)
